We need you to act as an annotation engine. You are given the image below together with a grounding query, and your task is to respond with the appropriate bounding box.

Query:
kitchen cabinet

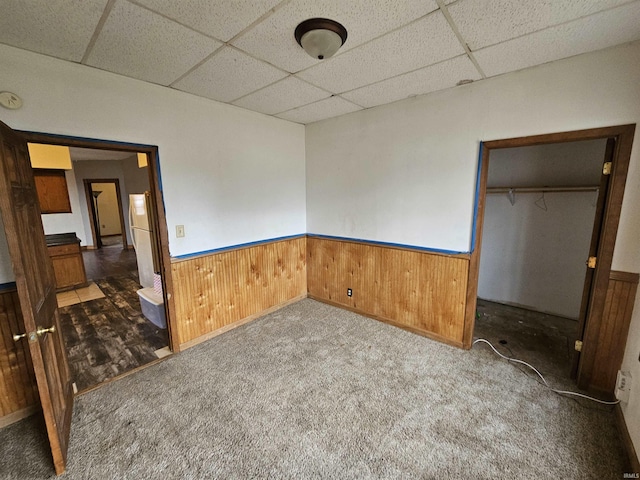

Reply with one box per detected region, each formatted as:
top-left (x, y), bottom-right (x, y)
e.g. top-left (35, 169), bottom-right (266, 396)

top-left (45, 233), bottom-right (87, 290)
top-left (33, 169), bottom-right (72, 214)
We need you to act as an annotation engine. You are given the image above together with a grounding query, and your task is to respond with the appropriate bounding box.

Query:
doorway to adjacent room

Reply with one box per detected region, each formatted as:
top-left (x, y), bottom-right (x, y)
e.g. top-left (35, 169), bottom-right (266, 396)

top-left (23, 136), bottom-right (177, 394)
top-left (84, 178), bottom-right (127, 251)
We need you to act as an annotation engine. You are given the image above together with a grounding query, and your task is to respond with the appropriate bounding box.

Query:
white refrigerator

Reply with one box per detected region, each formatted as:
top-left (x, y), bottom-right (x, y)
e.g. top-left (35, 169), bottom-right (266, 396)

top-left (129, 192), bottom-right (158, 288)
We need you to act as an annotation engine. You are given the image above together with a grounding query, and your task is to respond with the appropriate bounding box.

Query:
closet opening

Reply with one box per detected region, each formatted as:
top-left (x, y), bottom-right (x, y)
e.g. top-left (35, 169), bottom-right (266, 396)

top-left (466, 125), bottom-right (635, 397)
top-left (475, 139), bottom-right (606, 381)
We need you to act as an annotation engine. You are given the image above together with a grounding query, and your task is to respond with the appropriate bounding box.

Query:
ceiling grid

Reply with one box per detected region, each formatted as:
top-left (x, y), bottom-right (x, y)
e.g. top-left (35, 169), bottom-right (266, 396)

top-left (0, 0), bottom-right (638, 124)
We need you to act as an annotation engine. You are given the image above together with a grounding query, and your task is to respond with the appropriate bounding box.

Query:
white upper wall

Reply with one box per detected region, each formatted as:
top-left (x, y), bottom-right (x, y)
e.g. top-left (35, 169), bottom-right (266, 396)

top-left (40, 169), bottom-right (89, 245)
top-left (0, 43), bottom-right (306, 267)
top-left (306, 41), bottom-right (640, 265)
top-left (306, 40), bottom-right (640, 459)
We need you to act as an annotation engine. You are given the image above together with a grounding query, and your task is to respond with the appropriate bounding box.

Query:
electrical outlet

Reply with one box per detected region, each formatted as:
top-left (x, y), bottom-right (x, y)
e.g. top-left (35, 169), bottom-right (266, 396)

top-left (347, 288), bottom-right (352, 297)
top-left (615, 370), bottom-right (632, 403)
top-left (176, 225), bottom-right (185, 238)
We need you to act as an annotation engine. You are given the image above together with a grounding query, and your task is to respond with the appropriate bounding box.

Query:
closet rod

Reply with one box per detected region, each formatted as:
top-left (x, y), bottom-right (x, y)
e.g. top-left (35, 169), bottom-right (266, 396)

top-left (486, 186), bottom-right (599, 194)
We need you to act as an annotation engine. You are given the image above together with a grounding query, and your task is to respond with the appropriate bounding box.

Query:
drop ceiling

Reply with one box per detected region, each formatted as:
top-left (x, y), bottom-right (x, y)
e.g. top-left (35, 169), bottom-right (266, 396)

top-left (1, 0), bottom-right (639, 124)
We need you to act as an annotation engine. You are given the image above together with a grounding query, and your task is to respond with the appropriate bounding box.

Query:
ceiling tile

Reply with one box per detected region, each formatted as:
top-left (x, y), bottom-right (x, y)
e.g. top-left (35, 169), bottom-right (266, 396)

top-left (231, 0), bottom-right (439, 73)
top-left (474, 1), bottom-right (640, 77)
top-left (232, 76), bottom-right (330, 115)
top-left (132, 0), bottom-right (282, 42)
top-left (172, 47), bottom-right (288, 103)
top-left (341, 55), bottom-right (481, 108)
top-left (448, 0), bottom-right (633, 50)
top-left (0, 0), bottom-right (108, 62)
top-left (86, 1), bottom-right (221, 85)
top-left (297, 11), bottom-right (464, 93)
top-left (276, 96), bottom-right (362, 124)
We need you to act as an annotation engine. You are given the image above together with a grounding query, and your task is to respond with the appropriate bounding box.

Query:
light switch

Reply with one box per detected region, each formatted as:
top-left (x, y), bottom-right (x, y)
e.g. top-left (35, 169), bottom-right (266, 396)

top-left (176, 225), bottom-right (185, 238)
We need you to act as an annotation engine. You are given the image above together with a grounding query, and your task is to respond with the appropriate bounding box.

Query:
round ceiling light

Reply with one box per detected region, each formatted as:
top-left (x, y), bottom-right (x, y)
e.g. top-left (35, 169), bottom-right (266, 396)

top-left (295, 18), bottom-right (348, 60)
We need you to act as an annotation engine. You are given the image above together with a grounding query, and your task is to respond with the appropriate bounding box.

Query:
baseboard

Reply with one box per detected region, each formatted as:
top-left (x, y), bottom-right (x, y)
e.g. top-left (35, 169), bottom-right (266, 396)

top-left (615, 404), bottom-right (640, 474)
top-left (307, 294), bottom-right (464, 349)
top-left (81, 246), bottom-right (97, 251)
top-left (0, 406), bottom-right (39, 429)
top-left (180, 294), bottom-right (308, 350)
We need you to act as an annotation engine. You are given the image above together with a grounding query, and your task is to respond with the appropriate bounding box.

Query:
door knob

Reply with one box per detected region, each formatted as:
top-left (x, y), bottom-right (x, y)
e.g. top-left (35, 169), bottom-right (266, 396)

top-left (37, 326), bottom-right (56, 336)
top-left (12, 332), bottom-right (26, 341)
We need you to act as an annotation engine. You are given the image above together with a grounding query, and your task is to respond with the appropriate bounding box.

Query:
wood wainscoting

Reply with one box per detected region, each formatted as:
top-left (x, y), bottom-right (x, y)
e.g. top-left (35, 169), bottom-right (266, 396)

top-left (586, 270), bottom-right (639, 396)
top-left (171, 236), bottom-right (307, 348)
top-left (0, 288), bottom-right (39, 426)
top-left (306, 236), bottom-right (470, 347)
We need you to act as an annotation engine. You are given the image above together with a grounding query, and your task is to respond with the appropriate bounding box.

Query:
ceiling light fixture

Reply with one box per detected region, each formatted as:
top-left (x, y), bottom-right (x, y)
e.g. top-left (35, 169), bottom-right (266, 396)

top-left (295, 18), bottom-right (348, 60)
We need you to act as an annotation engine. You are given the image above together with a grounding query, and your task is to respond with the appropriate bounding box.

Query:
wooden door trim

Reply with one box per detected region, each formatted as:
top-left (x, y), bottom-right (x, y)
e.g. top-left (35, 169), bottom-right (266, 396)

top-left (83, 179), bottom-right (101, 249)
top-left (464, 124), bottom-right (635, 391)
top-left (610, 271), bottom-right (640, 284)
top-left (83, 178), bottom-right (128, 250)
top-left (20, 132), bottom-right (180, 354)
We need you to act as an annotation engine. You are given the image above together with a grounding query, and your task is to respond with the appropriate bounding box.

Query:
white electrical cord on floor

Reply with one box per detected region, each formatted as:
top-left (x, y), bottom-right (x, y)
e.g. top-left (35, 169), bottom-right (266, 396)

top-left (473, 338), bottom-right (620, 405)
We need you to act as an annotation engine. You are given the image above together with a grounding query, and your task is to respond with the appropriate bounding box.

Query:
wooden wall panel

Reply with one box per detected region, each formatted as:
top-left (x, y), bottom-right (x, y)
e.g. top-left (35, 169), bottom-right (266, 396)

top-left (307, 237), bottom-right (469, 346)
top-left (171, 237), bottom-right (307, 346)
top-left (588, 270), bottom-right (639, 395)
top-left (0, 289), bottom-right (39, 418)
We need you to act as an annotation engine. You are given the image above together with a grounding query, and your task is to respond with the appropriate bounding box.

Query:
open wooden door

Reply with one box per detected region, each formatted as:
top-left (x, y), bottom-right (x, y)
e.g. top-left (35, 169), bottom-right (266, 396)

top-left (0, 120), bottom-right (73, 475)
top-left (575, 126), bottom-right (636, 393)
top-left (571, 138), bottom-right (614, 378)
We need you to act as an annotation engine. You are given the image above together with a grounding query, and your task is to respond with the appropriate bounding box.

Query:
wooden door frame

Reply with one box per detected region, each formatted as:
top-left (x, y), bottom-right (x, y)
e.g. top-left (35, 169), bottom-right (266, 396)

top-left (20, 131), bottom-right (180, 354)
top-left (83, 178), bottom-right (128, 250)
top-left (463, 124), bottom-right (635, 391)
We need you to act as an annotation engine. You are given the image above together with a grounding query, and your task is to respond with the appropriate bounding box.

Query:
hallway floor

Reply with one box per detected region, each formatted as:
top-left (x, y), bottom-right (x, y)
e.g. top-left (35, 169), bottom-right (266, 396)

top-left (474, 299), bottom-right (578, 381)
top-left (82, 245), bottom-right (137, 281)
top-left (58, 273), bottom-right (169, 392)
top-left (62, 240), bottom-right (168, 392)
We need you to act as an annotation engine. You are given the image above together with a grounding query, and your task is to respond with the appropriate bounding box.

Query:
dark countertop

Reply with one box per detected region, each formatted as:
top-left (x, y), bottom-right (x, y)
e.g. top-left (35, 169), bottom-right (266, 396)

top-left (45, 233), bottom-right (81, 247)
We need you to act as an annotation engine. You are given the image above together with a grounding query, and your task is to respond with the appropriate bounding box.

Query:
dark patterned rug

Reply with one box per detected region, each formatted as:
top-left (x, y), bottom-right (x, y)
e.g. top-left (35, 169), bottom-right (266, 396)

top-left (58, 274), bottom-right (169, 392)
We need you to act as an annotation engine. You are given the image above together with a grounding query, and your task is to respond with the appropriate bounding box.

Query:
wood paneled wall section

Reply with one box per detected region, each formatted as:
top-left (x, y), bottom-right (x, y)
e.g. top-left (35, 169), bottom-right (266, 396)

top-left (0, 289), bottom-right (39, 417)
top-left (171, 237), bottom-right (307, 346)
top-left (588, 270), bottom-right (639, 395)
top-left (307, 237), bottom-right (469, 347)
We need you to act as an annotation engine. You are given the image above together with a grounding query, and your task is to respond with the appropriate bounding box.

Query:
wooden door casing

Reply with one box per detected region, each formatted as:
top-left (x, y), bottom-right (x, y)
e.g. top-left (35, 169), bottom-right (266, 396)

top-left (466, 124), bottom-right (636, 396)
top-left (0, 120), bottom-right (73, 475)
top-left (21, 131), bottom-right (180, 354)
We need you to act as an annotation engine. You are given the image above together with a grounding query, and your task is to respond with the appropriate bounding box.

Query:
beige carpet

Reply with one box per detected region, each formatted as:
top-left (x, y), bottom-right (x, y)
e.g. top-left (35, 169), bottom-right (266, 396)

top-left (0, 299), bottom-right (628, 478)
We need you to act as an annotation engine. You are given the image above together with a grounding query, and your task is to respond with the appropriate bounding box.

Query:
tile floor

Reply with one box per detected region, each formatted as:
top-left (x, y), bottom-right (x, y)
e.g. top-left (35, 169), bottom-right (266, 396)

top-left (56, 283), bottom-right (105, 307)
